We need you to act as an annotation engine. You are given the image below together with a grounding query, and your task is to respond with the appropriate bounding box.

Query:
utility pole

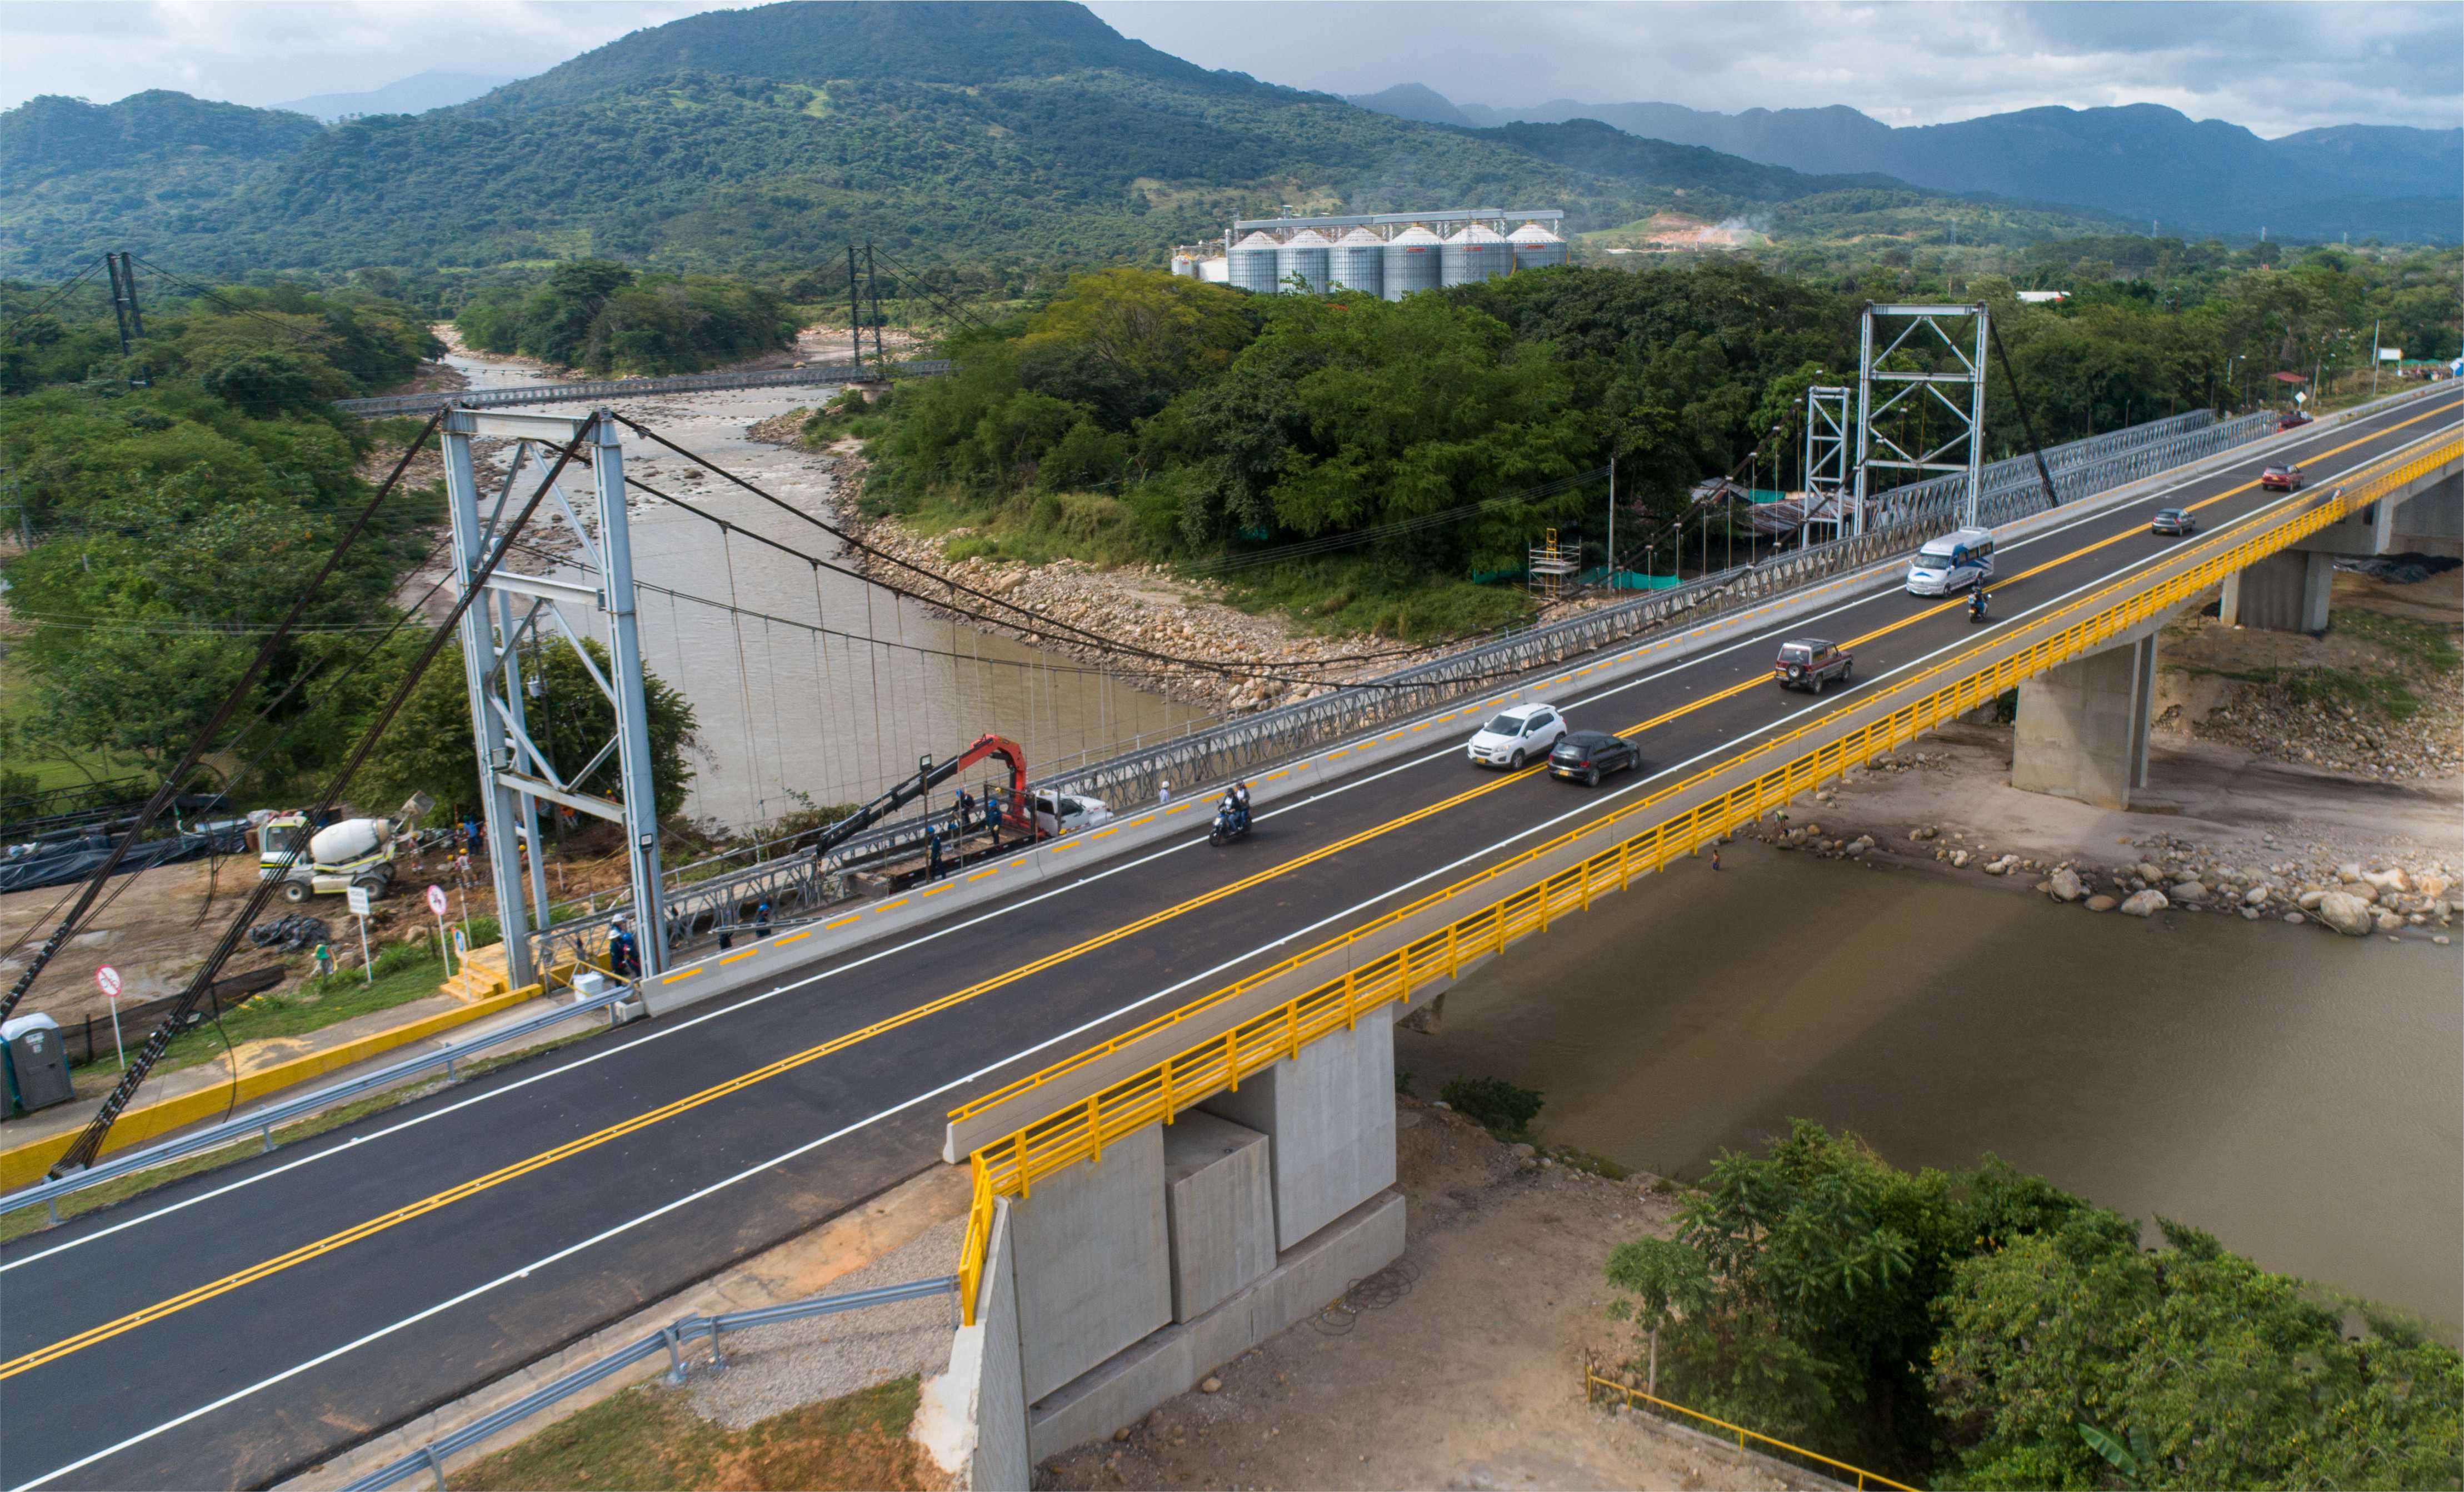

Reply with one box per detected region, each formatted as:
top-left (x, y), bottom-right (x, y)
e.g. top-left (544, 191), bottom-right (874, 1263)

top-left (866, 242), bottom-right (887, 373)
top-left (1605, 456), bottom-right (1615, 590)
top-left (847, 243), bottom-right (864, 379)
top-left (104, 251), bottom-right (145, 357)
top-left (2371, 318), bottom-right (2382, 397)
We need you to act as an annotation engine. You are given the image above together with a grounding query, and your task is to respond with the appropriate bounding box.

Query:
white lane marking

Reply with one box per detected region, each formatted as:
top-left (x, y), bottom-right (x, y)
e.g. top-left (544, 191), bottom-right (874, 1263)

top-left (14, 436), bottom-right (2413, 1490)
top-left (8, 405), bottom-right (2440, 1277)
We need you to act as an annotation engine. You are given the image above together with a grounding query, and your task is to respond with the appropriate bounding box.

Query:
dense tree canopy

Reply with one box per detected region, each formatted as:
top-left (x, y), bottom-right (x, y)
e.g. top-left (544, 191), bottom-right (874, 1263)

top-left (1603, 1122), bottom-right (2462, 1487)
top-left (454, 259), bottom-right (797, 375)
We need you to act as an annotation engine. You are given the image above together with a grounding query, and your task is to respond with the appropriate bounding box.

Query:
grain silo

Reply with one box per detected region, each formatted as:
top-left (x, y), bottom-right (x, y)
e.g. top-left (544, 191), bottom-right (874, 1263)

top-left (1276, 228), bottom-right (1332, 293)
top-left (1195, 256), bottom-right (1229, 284)
top-left (1170, 252), bottom-right (1198, 278)
top-left (1441, 224), bottom-right (1511, 287)
top-left (1228, 231), bottom-right (1283, 294)
top-left (1382, 224), bottom-right (1443, 300)
top-left (1507, 221), bottom-right (1569, 272)
top-left (1328, 227), bottom-right (1385, 297)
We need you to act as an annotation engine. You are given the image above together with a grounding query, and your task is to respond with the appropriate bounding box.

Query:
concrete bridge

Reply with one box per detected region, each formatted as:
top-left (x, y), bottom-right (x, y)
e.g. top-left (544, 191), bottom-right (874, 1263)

top-left (0, 385), bottom-right (2453, 1491)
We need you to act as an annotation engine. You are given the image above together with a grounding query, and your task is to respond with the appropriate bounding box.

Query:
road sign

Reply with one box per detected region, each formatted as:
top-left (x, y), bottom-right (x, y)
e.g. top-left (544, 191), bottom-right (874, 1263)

top-left (346, 886), bottom-right (374, 984)
top-left (425, 884), bottom-right (449, 917)
top-left (95, 965), bottom-right (126, 1069)
top-left (347, 885), bottom-right (374, 918)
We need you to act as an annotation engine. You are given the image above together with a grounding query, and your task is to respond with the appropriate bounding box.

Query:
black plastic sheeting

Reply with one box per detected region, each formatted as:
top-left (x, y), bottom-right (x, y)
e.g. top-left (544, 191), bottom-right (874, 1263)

top-left (0, 823), bottom-right (251, 895)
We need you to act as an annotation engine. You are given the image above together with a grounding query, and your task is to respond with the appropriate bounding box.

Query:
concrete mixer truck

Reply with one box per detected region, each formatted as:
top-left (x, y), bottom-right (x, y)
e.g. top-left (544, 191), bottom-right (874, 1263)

top-left (257, 793), bottom-right (432, 904)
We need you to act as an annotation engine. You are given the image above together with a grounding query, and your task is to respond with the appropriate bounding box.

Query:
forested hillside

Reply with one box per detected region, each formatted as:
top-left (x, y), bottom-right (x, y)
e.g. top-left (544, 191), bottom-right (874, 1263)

top-left (0, 2), bottom-right (2090, 280)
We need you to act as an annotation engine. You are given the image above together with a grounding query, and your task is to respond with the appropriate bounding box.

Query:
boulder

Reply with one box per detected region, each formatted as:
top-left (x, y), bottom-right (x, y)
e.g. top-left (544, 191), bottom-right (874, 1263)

top-left (1983, 855), bottom-right (2017, 877)
top-left (2337, 862), bottom-right (2363, 882)
top-left (2135, 862), bottom-right (2166, 882)
top-left (2362, 868), bottom-right (2411, 894)
top-left (2313, 891), bottom-right (2375, 937)
top-left (2049, 868), bottom-right (2087, 903)
top-left (2348, 882), bottom-right (2381, 906)
top-left (2376, 911), bottom-right (2405, 933)
top-left (1949, 850), bottom-right (1972, 868)
top-left (2284, 912), bottom-right (2306, 924)
top-left (2243, 885), bottom-right (2272, 907)
top-left (2119, 890), bottom-right (2168, 917)
top-left (2085, 894), bottom-right (2119, 913)
top-left (2298, 889), bottom-right (2327, 909)
top-left (2170, 880), bottom-right (2208, 902)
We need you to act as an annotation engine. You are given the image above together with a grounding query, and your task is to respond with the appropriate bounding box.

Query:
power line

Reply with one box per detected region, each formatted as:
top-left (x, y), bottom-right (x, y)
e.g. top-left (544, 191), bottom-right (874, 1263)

top-left (0, 256), bottom-right (109, 343)
top-left (612, 415), bottom-right (1437, 677)
top-left (128, 255), bottom-right (333, 349)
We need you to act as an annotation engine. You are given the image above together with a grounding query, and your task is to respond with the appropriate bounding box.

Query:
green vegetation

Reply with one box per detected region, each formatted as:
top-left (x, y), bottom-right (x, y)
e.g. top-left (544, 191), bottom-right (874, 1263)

top-left (80, 941), bottom-right (455, 1083)
top-left (454, 259), bottom-right (797, 374)
top-left (0, 3), bottom-right (2116, 282)
top-left (1438, 1074), bottom-right (1545, 1143)
top-left (853, 246), bottom-right (2455, 640)
top-left (1602, 1121), bottom-right (2462, 1486)
top-left (454, 1377), bottom-right (927, 1491)
top-left (2339, 607), bottom-right (2464, 674)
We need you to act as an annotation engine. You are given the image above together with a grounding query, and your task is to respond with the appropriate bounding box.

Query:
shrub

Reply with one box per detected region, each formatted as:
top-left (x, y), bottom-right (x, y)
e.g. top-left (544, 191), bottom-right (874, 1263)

top-left (1440, 1074), bottom-right (1543, 1141)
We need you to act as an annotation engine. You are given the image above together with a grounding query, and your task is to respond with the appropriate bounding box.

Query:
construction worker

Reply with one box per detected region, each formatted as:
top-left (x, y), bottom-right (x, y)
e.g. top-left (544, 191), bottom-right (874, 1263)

top-left (607, 917), bottom-right (640, 980)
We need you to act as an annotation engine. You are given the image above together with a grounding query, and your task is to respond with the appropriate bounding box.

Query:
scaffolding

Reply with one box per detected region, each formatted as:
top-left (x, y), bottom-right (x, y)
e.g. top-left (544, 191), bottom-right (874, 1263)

top-left (1528, 527), bottom-right (1582, 603)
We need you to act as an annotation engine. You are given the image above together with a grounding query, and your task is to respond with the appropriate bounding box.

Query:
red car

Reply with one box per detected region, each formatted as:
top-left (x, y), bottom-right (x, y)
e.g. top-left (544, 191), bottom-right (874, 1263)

top-left (2260, 463), bottom-right (2305, 491)
top-left (2276, 410), bottom-right (2313, 432)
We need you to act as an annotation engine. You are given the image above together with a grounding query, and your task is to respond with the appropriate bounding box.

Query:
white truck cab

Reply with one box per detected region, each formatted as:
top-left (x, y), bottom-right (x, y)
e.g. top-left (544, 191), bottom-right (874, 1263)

top-left (1030, 790), bottom-right (1111, 837)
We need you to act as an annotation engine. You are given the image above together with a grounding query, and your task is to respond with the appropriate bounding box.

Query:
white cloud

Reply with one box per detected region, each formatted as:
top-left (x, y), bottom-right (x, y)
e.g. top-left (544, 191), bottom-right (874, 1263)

top-left (1, 0), bottom-right (2452, 137)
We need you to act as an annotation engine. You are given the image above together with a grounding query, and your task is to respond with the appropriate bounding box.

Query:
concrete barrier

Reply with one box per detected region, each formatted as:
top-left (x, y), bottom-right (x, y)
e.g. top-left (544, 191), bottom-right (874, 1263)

top-left (1199, 1006), bottom-right (1396, 1250)
top-left (1010, 1123), bottom-right (1173, 1403)
top-left (1159, 1112), bottom-right (1275, 1323)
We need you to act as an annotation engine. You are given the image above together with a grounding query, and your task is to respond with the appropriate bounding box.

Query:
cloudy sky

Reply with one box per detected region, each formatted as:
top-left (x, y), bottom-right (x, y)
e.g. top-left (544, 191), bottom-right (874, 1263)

top-left (2, 1), bottom-right (2456, 136)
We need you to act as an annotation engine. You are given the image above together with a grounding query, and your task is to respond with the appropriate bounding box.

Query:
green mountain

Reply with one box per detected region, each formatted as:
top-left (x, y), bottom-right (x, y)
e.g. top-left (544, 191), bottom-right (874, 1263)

top-left (0, 2), bottom-right (2093, 280)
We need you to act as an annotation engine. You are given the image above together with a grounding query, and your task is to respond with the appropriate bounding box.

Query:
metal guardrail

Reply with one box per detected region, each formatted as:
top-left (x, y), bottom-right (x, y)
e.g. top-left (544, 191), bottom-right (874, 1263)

top-left (333, 359), bottom-right (954, 417)
top-left (951, 432), bottom-right (2461, 1320)
top-left (0, 983), bottom-right (626, 1224)
top-left (525, 407), bottom-right (2280, 972)
top-left (339, 1274), bottom-right (959, 1491)
top-left (1584, 1360), bottom-right (1918, 1491)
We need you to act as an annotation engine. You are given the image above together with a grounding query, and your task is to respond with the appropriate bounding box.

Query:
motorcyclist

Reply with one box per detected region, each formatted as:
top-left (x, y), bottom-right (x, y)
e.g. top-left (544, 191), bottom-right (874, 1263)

top-left (1968, 578), bottom-right (1990, 621)
top-left (1231, 780), bottom-right (1251, 832)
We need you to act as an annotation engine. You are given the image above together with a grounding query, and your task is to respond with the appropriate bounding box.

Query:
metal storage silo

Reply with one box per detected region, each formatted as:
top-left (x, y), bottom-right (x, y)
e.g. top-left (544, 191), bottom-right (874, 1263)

top-left (1275, 228), bottom-right (1331, 293)
top-left (1328, 227), bottom-right (1385, 297)
top-left (1507, 222), bottom-right (1568, 272)
top-left (1442, 224), bottom-right (1511, 287)
top-left (1170, 252), bottom-right (1197, 278)
top-left (1382, 224), bottom-right (1443, 300)
top-left (1196, 256), bottom-right (1229, 284)
top-left (1228, 231), bottom-right (1282, 294)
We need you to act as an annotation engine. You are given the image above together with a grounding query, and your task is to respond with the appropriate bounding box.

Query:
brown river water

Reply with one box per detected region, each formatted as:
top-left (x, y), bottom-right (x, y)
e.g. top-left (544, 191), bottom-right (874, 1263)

top-left (1399, 842), bottom-right (2464, 1339)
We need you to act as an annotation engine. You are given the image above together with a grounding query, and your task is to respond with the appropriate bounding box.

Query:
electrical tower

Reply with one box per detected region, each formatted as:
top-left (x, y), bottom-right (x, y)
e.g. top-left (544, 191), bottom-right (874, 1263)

top-left (439, 407), bottom-right (669, 989)
top-left (1853, 303), bottom-right (1988, 533)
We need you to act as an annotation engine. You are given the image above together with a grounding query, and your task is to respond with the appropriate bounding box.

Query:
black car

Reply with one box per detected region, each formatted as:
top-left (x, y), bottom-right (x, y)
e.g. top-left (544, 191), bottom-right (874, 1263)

top-left (1548, 730), bottom-right (1640, 786)
top-left (2150, 508), bottom-right (2197, 535)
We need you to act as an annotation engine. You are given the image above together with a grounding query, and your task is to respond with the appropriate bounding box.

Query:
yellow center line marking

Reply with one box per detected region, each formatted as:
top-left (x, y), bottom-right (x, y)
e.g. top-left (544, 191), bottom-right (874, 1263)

top-left (14, 408), bottom-right (2442, 1384)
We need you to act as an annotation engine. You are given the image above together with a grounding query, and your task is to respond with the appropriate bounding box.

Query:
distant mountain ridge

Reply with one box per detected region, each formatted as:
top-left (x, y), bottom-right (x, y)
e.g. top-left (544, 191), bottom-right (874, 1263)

top-left (279, 71), bottom-right (514, 123)
top-left (0, 1), bottom-right (1943, 276)
top-left (1347, 86), bottom-right (2461, 243)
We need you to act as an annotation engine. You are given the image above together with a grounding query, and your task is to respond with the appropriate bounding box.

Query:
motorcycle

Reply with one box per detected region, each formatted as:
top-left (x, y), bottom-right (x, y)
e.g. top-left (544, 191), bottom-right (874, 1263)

top-left (1967, 587), bottom-right (1992, 624)
top-left (1208, 803), bottom-right (1250, 847)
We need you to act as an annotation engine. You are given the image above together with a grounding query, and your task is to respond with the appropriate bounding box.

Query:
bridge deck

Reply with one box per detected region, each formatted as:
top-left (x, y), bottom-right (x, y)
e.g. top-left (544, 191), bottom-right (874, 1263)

top-left (1, 390), bottom-right (2454, 1490)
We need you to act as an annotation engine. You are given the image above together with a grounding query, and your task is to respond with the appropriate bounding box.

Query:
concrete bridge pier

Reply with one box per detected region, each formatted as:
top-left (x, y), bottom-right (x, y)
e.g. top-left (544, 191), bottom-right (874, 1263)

top-left (2219, 548), bottom-right (2333, 633)
top-left (2009, 627), bottom-right (2158, 810)
top-left (936, 1008), bottom-right (1406, 1487)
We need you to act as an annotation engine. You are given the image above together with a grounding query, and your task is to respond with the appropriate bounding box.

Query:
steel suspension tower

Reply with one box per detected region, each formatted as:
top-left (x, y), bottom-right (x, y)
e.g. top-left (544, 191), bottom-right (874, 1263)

top-left (1853, 303), bottom-right (1988, 534)
top-left (439, 407), bottom-right (669, 989)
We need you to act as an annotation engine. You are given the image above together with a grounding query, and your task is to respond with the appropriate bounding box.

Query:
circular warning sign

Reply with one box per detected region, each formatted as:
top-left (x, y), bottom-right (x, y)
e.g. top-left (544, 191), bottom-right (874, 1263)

top-left (426, 883), bottom-right (450, 917)
top-left (95, 965), bottom-right (122, 1000)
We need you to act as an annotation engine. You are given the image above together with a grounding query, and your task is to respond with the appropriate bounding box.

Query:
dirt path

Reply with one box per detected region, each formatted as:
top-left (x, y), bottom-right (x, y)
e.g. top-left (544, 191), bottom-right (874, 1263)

top-left (1040, 1099), bottom-right (1832, 1491)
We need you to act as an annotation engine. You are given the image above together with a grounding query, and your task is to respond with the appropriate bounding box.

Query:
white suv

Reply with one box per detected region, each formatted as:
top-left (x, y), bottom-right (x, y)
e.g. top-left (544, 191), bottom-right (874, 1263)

top-left (1466, 704), bottom-right (1567, 769)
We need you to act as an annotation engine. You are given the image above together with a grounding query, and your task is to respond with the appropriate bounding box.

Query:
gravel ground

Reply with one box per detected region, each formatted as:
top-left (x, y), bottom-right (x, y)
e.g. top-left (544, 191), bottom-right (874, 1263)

top-left (684, 1214), bottom-right (967, 1430)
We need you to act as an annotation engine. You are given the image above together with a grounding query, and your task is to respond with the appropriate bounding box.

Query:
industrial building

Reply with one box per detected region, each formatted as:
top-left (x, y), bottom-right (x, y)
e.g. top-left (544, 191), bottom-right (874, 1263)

top-left (1171, 209), bottom-right (1567, 299)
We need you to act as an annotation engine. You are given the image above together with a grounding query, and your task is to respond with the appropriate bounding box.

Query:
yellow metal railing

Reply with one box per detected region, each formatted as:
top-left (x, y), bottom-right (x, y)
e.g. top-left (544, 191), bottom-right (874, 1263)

top-left (1583, 1363), bottom-right (1921, 1491)
top-left (950, 435), bottom-right (2460, 1322)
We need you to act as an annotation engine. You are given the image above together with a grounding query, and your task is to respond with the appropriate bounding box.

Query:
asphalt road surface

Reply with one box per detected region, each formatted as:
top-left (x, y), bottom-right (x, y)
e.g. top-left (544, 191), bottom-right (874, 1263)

top-left (1, 390), bottom-right (2453, 1490)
